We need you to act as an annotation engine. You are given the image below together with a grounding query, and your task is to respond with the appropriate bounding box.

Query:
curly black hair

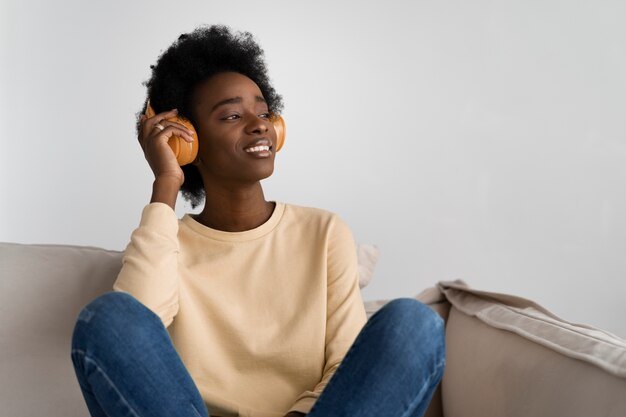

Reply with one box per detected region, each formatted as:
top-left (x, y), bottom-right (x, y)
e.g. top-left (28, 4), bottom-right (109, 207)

top-left (140, 24), bottom-right (284, 208)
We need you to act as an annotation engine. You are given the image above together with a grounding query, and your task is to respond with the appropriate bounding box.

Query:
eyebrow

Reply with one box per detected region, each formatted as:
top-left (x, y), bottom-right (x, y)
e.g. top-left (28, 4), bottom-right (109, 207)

top-left (211, 95), bottom-right (267, 112)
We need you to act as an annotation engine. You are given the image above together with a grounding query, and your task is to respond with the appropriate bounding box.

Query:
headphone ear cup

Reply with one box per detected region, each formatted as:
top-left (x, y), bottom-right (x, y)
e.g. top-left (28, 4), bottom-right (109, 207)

top-left (167, 118), bottom-right (198, 166)
top-left (271, 115), bottom-right (286, 152)
top-left (144, 101), bottom-right (198, 166)
top-left (144, 102), bottom-right (156, 118)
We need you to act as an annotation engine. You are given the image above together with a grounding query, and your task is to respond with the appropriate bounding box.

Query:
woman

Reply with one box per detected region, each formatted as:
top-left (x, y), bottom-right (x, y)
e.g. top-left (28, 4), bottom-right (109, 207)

top-left (71, 25), bottom-right (445, 417)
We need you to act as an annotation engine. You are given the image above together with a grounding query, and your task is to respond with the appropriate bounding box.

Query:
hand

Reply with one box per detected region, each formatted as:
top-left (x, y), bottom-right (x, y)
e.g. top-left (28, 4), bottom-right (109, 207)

top-left (138, 108), bottom-right (195, 185)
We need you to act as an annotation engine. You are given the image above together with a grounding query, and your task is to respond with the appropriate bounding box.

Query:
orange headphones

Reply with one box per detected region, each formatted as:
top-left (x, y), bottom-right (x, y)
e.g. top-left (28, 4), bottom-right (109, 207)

top-left (144, 101), bottom-right (286, 166)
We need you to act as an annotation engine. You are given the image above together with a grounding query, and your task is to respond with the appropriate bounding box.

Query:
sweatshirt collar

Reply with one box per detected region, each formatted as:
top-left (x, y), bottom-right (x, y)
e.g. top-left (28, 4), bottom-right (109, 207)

top-left (181, 202), bottom-right (285, 242)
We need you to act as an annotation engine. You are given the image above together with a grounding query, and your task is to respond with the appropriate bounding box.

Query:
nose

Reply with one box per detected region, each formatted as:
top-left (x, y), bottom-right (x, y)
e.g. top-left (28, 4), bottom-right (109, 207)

top-left (246, 115), bottom-right (270, 135)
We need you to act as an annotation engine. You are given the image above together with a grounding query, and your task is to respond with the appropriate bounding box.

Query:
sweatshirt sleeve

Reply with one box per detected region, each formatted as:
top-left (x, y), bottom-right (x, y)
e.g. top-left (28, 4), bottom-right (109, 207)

top-left (112, 203), bottom-right (180, 328)
top-left (287, 215), bottom-right (368, 414)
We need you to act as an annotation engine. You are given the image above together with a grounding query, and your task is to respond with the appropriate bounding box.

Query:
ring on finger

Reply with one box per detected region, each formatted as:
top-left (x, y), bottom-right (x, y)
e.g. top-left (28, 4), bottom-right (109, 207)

top-left (154, 123), bottom-right (165, 131)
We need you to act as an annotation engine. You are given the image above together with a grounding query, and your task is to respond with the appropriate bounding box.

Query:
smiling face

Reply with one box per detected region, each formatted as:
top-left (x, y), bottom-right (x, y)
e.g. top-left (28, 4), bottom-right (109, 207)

top-left (190, 71), bottom-right (277, 186)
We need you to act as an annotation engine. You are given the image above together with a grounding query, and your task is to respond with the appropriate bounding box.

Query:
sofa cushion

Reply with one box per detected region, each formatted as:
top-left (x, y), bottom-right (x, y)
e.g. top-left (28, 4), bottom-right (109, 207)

top-left (357, 243), bottom-right (379, 289)
top-left (439, 280), bottom-right (626, 417)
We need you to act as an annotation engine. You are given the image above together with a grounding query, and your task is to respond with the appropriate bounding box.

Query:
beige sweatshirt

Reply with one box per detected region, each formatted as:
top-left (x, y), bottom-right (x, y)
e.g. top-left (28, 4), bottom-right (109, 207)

top-left (112, 202), bottom-right (367, 417)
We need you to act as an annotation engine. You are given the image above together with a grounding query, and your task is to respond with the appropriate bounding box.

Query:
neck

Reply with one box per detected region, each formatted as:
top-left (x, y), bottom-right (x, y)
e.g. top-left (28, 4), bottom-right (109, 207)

top-left (195, 181), bottom-right (275, 232)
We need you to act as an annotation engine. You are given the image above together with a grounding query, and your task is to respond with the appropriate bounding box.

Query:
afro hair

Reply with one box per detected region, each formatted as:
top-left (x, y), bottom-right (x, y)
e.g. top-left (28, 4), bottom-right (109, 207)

top-left (140, 24), bottom-right (284, 208)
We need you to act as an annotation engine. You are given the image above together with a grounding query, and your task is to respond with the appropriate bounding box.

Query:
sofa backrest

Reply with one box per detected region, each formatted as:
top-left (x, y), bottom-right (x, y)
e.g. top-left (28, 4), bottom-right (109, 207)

top-left (1, 243), bottom-right (123, 417)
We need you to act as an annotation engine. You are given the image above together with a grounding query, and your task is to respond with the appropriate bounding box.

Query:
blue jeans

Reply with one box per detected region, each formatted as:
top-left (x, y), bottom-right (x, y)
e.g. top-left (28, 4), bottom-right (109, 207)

top-left (71, 292), bottom-right (445, 417)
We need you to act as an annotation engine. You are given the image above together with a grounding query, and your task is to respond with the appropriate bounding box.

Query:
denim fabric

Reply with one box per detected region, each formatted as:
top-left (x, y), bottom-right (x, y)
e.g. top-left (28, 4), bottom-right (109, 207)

top-left (307, 298), bottom-right (445, 417)
top-left (71, 292), bottom-right (445, 417)
top-left (71, 292), bottom-right (209, 417)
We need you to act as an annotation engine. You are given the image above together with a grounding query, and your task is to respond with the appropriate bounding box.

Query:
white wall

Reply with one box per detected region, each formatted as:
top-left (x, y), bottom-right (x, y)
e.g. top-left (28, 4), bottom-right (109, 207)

top-left (2, 0), bottom-right (625, 337)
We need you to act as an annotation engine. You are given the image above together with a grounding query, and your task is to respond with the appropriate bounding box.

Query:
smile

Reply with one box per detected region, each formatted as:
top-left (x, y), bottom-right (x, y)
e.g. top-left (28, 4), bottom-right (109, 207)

top-left (244, 145), bottom-right (271, 153)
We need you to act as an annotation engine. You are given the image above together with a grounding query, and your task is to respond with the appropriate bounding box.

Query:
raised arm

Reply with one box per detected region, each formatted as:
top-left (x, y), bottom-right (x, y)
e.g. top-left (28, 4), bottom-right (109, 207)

top-left (112, 108), bottom-right (195, 327)
top-left (138, 108), bottom-right (194, 210)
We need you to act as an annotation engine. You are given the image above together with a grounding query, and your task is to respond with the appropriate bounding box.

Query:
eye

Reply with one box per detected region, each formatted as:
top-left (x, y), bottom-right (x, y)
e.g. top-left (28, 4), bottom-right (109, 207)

top-left (259, 112), bottom-right (271, 119)
top-left (223, 114), bottom-right (240, 121)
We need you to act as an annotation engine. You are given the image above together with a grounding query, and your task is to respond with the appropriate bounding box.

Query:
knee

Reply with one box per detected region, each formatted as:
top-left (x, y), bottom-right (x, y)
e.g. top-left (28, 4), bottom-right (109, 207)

top-left (72, 292), bottom-right (161, 349)
top-left (76, 291), bottom-right (148, 324)
top-left (375, 298), bottom-right (445, 358)
top-left (380, 298), bottom-right (443, 330)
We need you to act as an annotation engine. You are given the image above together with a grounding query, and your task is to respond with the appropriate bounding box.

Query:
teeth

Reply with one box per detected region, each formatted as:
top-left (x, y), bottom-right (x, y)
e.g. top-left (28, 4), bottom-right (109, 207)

top-left (245, 145), bottom-right (270, 153)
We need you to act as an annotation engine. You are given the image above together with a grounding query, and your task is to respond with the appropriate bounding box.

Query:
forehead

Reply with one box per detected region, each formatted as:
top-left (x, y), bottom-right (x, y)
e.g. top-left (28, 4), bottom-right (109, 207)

top-left (193, 72), bottom-right (264, 106)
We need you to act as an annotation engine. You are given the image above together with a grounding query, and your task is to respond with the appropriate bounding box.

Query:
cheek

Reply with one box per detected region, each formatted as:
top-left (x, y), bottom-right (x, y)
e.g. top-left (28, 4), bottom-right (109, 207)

top-left (197, 130), bottom-right (238, 165)
top-left (197, 127), bottom-right (225, 153)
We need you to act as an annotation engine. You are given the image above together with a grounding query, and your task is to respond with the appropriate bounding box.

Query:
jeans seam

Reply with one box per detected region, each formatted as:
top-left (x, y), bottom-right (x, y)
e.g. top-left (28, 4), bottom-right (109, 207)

top-left (72, 349), bottom-right (141, 417)
top-left (190, 403), bottom-right (204, 417)
top-left (400, 358), bottom-right (446, 417)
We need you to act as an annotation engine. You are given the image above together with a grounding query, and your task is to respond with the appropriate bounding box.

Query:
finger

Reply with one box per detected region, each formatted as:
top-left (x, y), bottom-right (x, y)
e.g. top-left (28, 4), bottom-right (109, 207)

top-left (143, 108), bottom-right (179, 130)
top-left (152, 122), bottom-right (166, 132)
top-left (139, 112), bottom-right (175, 144)
top-left (138, 119), bottom-right (182, 147)
top-left (153, 108), bottom-right (179, 122)
top-left (152, 120), bottom-right (195, 139)
top-left (148, 124), bottom-right (195, 144)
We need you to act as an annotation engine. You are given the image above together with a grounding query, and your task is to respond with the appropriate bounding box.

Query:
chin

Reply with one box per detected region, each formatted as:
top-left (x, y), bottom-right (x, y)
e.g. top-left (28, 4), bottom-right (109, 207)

top-left (240, 165), bottom-right (274, 183)
top-left (255, 161), bottom-right (275, 178)
top-left (258, 167), bottom-right (275, 181)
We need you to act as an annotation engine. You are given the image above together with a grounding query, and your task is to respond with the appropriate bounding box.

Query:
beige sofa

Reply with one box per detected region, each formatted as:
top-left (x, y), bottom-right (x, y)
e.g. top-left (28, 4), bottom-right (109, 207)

top-left (1, 242), bottom-right (625, 417)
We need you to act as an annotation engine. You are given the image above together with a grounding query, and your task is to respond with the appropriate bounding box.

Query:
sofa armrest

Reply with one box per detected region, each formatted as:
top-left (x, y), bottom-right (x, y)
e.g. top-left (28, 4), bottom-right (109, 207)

top-left (440, 282), bottom-right (626, 417)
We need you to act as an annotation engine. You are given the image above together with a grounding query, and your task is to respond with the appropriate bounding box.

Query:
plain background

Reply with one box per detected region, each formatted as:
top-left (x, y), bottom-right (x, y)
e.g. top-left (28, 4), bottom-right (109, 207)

top-left (1, 0), bottom-right (625, 337)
